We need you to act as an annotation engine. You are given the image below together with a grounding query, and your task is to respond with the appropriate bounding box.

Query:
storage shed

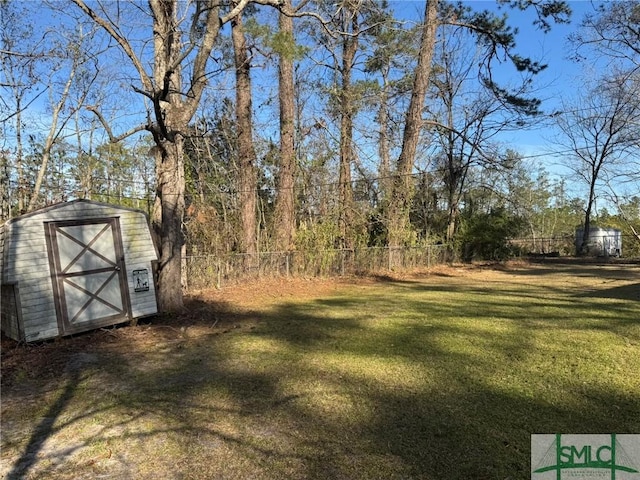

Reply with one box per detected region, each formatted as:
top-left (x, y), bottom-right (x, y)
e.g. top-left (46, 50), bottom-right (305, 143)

top-left (1, 199), bottom-right (158, 342)
top-left (575, 226), bottom-right (622, 257)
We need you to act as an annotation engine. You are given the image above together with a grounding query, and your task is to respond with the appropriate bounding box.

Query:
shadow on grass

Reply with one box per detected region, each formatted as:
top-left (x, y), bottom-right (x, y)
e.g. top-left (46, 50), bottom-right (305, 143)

top-left (509, 260), bottom-right (640, 282)
top-left (575, 282), bottom-right (640, 302)
top-left (5, 368), bottom-right (80, 480)
top-left (2, 265), bottom-right (639, 479)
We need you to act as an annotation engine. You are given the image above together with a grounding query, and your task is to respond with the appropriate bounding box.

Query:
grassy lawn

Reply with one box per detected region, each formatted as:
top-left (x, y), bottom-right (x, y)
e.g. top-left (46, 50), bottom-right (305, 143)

top-left (1, 262), bottom-right (639, 479)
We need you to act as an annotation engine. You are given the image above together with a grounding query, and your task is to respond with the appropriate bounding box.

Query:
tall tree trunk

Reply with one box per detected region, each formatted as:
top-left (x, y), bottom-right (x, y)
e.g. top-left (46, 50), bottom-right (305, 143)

top-left (338, 10), bottom-right (358, 250)
top-left (446, 205), bottom-right (458, 242)
top-left (15, 97), bottom-right (25, 214)
top-left (148, 0), bottom-right (188, 312)
top-left (580, 180), bottom-right (597, 255)
top-left (444, 79), bottom-right (457, 244)
top-left (445, 155), bottom-right (462, 245)
top-left (580, 154), bottom-right (605, 255)
top-left (232, 8), bottom-right (258, 260)
top-left (0, 152), bottom-right (9, 220)
top-left (378, 67), bottom-right (391, 202)
top-left (152, 135), bottom-right (186, 312)
top-left (387, 0), bottom-right (439, 265)
top-left (274, 0), bottom-right (296, 252)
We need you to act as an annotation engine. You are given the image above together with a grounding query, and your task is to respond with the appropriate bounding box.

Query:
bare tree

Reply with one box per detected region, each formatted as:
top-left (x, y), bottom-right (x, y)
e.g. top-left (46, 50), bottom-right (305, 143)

top-left (552, 75), bottom-right (640, 254)
top-left (28, 40), bottom-right (98, 211)
top-left (571, 1), bottom-right (640, 74)
top-left (1, 1), bottom-right (47, 214)
top-left (604, 189), bottom-right (640, 247)
top-left (71, 0), bottom-right (282, 311)
top-left (428, 22), bottom-right (543, 245)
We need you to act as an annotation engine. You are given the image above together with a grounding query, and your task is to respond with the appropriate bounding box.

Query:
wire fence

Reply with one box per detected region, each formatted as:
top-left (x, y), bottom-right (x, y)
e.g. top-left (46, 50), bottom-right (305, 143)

top-left (509, 233), bottom-right (639, 258)
top-left (183, 245), bottom-right (451, 291)
top-left (183, 233), bottom-right (640, 291)
top-left (508, 236), bottom-right (576, 257)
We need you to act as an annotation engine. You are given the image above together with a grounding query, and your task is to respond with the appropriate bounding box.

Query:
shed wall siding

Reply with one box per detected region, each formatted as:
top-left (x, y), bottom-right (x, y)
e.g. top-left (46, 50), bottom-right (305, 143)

top-left (12, 277), bottom-right (58, 341)
top-left (119, 212), bottom-right (158, 318)
top-left (125, 261), bottom-right (158, 318)
top-left (1, 284), bottom-right (21, 340)
top-left (1, 200), bottom-right (158, 341)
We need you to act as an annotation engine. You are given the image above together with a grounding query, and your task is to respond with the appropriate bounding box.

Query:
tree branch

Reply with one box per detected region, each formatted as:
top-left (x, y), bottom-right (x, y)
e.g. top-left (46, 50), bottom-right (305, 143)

top-left (86, 105), bottom-right (148, 143)
top-left (71, 0), bottom-right (154, 93)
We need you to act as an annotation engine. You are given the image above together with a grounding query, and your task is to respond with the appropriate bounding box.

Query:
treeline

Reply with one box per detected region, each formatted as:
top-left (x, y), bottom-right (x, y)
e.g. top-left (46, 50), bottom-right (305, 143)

top-left (4, 122), bottom-right (639, 258)
top-left (2, 0), bottom-right (639, 309)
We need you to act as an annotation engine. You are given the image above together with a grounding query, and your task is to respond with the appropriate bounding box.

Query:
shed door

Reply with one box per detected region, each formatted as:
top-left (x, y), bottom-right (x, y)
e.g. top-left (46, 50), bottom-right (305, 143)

top-left (46, 218), bottom-right (131, 335)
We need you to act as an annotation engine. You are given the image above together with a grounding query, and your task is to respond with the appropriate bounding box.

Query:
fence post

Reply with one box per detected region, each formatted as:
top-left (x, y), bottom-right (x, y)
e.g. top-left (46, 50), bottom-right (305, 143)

top-left (216, 261), bottom-right (221, 289)
top-left (285, 252), bottom-right (290, 277)
top-left (181, 246), bottom-right (188, 290)
top-left (427, 244), bottom-right (431, 269)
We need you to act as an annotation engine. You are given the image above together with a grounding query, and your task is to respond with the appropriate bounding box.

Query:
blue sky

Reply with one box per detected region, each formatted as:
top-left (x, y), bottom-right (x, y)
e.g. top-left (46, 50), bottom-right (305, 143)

top-left (391, 0), bottom-right (595, 155)
top-left (483, 1), bottom-right (594, 152)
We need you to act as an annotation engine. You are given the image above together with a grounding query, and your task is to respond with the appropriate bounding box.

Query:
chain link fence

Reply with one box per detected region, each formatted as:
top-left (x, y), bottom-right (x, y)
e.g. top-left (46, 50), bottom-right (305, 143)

top-left (183, 244), bottom-right (451, 291)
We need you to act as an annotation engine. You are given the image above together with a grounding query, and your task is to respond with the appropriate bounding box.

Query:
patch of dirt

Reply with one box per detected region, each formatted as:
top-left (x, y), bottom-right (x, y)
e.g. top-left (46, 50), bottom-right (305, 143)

top-left (189, 275), bottom-right (347, 307)
top-left (0, 270), bottom-right (416, 387)
top-left (0, 276), bottom-right (345, 389)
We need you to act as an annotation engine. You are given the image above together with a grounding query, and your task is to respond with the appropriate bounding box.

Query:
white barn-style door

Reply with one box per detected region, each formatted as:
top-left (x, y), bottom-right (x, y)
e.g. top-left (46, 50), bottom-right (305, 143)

top-left (46, 218), bottom-right (131, 335)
